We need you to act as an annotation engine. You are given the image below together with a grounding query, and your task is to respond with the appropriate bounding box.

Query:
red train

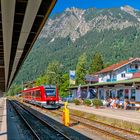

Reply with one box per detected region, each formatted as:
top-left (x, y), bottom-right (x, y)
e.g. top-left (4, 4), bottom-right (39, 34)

top-left (21, 85), bottom-right (60, 109)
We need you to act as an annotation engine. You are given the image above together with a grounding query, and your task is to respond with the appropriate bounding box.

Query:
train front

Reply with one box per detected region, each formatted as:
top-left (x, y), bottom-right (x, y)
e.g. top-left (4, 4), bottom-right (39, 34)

top-left (44, 85), bottom-right (60, 109)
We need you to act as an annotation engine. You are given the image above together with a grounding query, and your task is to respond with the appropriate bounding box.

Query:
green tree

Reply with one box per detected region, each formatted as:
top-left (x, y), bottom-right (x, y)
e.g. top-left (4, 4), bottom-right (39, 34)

top-left (45, 61), bottom-right (63, 85)
top-left (59, 73), bottom-right (69, 97)
top-left (76, 53), bottom-right (87, 85)
top-left (89, 52), bottom-right (104, 73)
top-left (35, 75), bottom-right (47, 86)
top-left (6, 84), bottom-right (22, 96)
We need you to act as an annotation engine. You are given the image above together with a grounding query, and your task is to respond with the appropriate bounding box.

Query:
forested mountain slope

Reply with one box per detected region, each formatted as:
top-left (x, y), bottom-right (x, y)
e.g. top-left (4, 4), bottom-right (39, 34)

top-left (14, 5), bottom-right (140, 83)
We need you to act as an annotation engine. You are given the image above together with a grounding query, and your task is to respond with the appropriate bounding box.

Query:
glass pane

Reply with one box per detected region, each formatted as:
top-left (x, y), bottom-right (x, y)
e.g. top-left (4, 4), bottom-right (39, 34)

top-left (131, 89), bottom-right (135, 100)
top-left (45, 88), bottom-right (56, 96)
top-left (36, 90), bottom-right (41, 97)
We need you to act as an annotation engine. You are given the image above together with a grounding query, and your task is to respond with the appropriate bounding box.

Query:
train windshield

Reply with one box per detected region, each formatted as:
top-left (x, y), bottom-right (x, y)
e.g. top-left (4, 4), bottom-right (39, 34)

top-left (45, 88), bottom-right (56, 96)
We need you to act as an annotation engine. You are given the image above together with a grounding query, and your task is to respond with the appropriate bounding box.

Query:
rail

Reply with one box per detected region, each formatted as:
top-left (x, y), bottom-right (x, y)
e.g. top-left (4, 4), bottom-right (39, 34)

top-left (14, 99), bottom-right (140, 140)
top-left (49, 110), bottom-right (140, 140)
top-left (9, 100), bottom-right (71, 140)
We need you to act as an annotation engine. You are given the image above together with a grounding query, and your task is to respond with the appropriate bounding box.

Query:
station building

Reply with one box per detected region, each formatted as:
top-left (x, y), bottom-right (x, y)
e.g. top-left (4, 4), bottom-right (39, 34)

top-left (69, 58), bottom-right (140, 102)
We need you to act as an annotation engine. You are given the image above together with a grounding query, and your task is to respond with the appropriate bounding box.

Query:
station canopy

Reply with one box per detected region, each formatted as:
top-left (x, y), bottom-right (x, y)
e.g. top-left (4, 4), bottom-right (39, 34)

top-left (0, 0), bottom-right (57, 91)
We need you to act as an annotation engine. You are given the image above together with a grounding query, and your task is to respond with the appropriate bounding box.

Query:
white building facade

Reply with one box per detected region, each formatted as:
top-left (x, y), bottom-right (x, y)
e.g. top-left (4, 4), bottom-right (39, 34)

top-left (97, 58), bottom-right (140, 102)
top-left (98, 58), bottom-right (140, 83)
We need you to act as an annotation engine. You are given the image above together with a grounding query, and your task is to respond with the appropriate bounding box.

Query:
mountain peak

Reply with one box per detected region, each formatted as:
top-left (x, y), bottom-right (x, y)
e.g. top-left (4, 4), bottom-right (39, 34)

top-left (65, 7), bottom-right (84, 13)
top-left (120, 5), bottom-right (139, 18)
top-left (41, 6), bottom-right (140, 43)
top-left (120, 5), bottom-right (138, 12)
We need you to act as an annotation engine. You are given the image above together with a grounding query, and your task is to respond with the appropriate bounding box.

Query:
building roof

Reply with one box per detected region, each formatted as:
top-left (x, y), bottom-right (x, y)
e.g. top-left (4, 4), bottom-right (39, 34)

top-left (97, 58), bottom-right (140, 74)
top-left (69, 78), bottom-right (140, 89)
top-left (132, 71), bottom-right (140, 79)
top-left (85, 75), bottom-right (98, 82)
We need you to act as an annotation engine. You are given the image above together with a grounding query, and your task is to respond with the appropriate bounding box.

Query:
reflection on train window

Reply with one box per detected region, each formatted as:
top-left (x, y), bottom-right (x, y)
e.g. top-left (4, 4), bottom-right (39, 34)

top-left (36, 90), bottom-right (41, 97)
top-left (32, 91), bottom-right (35, 97)
top-left (45, 88), bottom-right (56, 96)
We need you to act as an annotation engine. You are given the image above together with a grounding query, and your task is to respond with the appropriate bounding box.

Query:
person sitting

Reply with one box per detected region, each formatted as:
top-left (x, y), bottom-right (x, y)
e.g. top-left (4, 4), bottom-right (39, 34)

top-left (110, 98), bottom-right (116, 109)
top-left (118, 99), bottom-right (124, 109)
top-left (124, 97), bottom-right (130, 110)
top-left (115, 97), bottom-right (120, 108)
top-left (106, 97), bottom-right (112, 107)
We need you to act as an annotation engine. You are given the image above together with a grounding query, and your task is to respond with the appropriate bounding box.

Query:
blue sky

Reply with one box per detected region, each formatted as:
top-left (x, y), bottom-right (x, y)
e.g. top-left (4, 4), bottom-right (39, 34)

top-left (51, 0), bottom-right (140, 15)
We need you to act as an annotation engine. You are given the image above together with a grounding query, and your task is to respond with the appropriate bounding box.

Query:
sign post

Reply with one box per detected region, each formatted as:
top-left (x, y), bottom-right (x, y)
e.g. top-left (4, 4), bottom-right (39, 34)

top-left (69, 70), bottom-right (76, 85)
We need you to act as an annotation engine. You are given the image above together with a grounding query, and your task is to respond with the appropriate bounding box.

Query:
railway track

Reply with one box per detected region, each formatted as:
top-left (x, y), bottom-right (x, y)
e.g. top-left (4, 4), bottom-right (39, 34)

top-left (14, 100), bottom-right (140, 140)
top-left (9, 100), bottom-right (71, 140)
top-left (48, 109), bottom-right (140, 140)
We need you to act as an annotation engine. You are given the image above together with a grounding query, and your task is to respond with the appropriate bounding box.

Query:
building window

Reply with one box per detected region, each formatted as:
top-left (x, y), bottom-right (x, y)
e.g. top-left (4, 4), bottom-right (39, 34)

top-left (135, 64), bottom-right (138, 69)
top-left (124, 89), bottom-right (129, 98)
top-left (110, 90), bottom-right (116, 98)
top-left (106, 90), bottom-right (109, 99)
top-left (99, 89), bottom-right (104, 100)
top-left (131, 89), bottom-right (135, 101)
top-left (117, 89), bottom-right (124, 99)
top-left (121, 73), bottom-right (125, 78)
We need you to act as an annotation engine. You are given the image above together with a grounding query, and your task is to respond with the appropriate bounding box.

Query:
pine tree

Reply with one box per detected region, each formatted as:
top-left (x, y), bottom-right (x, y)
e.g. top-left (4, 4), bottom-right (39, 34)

top-left (6, 84), bottom-right (22, 96)
top-left (76, 53), bottom-right (87, 85)
top-left (89, 52), bottom-right (104, 74)
top-left (45, 61), bottom-right (63, 85)
top-left (59, 73), bottom-right (69, 97)
top-left (35, 75), bottom-right (47, 86)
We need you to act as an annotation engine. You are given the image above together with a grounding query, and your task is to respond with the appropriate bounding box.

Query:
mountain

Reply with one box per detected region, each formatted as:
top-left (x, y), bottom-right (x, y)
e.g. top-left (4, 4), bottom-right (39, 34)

top-left (40, 6), bottom-right (140, 41)
top-left (14, 5), bottom-right (140, 83)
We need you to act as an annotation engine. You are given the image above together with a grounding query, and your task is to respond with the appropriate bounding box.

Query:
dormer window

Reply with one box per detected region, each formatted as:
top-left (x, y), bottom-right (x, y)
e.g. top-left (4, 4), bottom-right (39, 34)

top-left (121, 73), bottom-right (125, 78)
top-left (135, 64), bottom-right (138, 69)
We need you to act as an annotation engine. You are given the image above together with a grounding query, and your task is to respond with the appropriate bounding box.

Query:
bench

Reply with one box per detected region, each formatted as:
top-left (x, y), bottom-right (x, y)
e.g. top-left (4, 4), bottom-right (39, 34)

top-left (128, 103), bottom-right (140, 111)
top-left (129, 106), bottom-right (140, 111)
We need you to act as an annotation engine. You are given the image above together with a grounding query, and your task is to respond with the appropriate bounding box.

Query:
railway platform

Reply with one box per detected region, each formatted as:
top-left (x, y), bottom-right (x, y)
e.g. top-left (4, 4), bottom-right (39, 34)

top-left (0, 97), bottom-right (7, 140)
top-left (1, 98), bottom-right (92, 140)
top-left (66, 102), bottom-right (140, 129)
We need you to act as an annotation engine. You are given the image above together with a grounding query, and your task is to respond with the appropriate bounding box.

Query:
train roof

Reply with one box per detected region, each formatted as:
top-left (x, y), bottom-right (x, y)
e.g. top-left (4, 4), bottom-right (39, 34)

top-left (44, 85), bottom-right (56, 88)
top-left (21, 85), bottom-right (56, 92)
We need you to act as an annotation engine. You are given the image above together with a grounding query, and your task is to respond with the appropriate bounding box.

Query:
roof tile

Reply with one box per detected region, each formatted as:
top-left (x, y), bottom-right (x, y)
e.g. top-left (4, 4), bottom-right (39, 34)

top-left (97, 58), bottom-right (137, 74)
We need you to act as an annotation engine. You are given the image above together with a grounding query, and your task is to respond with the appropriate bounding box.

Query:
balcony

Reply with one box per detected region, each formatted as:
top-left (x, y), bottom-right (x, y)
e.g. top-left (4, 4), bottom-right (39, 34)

top-left (127, 69), bottom-right (138, 73)
top-left (106, 79), bottom-right (117, 82)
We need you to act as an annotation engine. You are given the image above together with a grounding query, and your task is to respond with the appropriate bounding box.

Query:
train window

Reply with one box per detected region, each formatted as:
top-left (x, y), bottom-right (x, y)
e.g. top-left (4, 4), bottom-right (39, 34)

top-left (32, 91), bottom-right (35, 97)
top-left (45, 88), bottom-right (56, 96)
top-left (35, 90), bottom-right (41, 97)
top-left (25, 92), bottom-right (28, 97)
top-left (28, 92), bottom-right (30, 97)
top-left (27, 92), bottom-right (29, 97)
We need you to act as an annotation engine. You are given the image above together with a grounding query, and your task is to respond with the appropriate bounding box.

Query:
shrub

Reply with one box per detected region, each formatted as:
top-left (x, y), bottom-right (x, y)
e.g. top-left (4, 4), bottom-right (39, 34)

top-left (73, 98), bottom-right (81, 105)
top-left (92, 99), bottom-right (103, 107)
top-left (84, 99), bottom-right (92, 106)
